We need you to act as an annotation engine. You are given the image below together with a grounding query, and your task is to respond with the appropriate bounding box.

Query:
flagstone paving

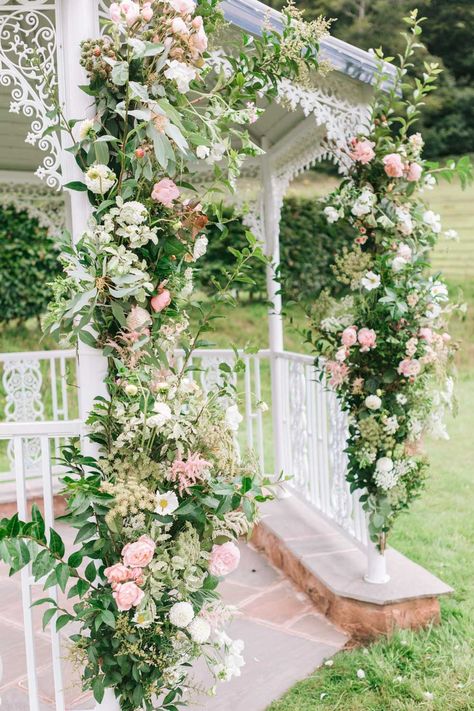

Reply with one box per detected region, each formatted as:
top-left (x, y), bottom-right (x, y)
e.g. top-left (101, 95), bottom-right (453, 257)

top-left (0, 530), bottom-right (348, 711)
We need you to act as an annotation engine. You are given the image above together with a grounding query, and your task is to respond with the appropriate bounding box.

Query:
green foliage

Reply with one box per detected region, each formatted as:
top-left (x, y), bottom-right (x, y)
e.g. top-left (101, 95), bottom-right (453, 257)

top-left (0, 206), bottom-right (60, 323)
top-left (199, 198), bottom-right (353, 302)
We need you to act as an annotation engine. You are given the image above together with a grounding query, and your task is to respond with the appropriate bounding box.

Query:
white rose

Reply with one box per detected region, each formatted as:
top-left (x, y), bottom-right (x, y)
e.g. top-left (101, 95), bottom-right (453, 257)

top-left (164, 60), bottom-right (197, 93)
top-left (226, 404), bottom-right (243, 432)
top-left (169, 601), bottom-right (194, 628)
top-left (423, 210), bottom-right (441, 234)
top-left (196, 145), bottom-right (210, 159)
top-left (361, 271), bottom-right (381, 291)
top-left (188, 616), bottom-right (211, 643)
top-left (365, 395), bottom-right (381, 410)
top-left (323, 206), bottom-right (341, 224)
top-left (391, 256), bottom-right (407, 273)
top-left (376, 457), bottom-right (394, 474)
top-left (85, 164), bottom-right (116, 194)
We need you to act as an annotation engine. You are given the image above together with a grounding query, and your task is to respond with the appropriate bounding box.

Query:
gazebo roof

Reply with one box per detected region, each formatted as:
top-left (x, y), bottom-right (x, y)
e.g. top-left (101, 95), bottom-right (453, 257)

top-left (0, 0), bottom-right (394, 234)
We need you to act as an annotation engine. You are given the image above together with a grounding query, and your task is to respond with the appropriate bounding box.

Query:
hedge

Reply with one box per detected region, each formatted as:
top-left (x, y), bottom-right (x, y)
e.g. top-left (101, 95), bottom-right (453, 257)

top-left (199, 197), bottom-right (353, 302)
top-left (0, 206), bottom-right (61, 323)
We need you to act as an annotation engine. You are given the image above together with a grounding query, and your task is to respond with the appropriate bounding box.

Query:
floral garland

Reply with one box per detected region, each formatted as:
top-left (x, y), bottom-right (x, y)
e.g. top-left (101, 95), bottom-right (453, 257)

top-left (308, 12), bottom-right (472, 547)
top-left (0, 1), bottom-right (331, 709)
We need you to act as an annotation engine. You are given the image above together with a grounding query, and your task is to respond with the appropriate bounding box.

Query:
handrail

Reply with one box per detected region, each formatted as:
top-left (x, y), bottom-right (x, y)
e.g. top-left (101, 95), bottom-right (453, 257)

top-left (0, 349), bottom-right (76, 362)
top-left (0, 419), bottom-right (83, 438)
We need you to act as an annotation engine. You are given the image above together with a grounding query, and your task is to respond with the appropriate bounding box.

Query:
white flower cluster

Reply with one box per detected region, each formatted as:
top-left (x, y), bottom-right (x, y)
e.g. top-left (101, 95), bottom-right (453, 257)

top-left (104, 198), bottom-right (159, 248)
top-left (351, 187), bottom-right (377, 218)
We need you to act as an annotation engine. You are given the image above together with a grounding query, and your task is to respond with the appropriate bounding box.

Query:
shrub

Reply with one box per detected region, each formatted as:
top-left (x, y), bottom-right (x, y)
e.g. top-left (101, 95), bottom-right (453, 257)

top-left (0, 206), bottom-right (61, 323)
top-left (199, 197), bottom-right (352, 303)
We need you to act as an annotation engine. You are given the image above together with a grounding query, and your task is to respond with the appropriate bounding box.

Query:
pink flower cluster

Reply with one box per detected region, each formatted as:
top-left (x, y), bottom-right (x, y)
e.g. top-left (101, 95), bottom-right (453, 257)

top-left (350, 138), bottom-right (376, 165)
top-left (382, 153), bottom-right (422, 181)
top-left (325, 360), bottom-right (349, 387)
top-left (110, 1), bottom-right (153, 26)
top-left (397, 358), bottom-right (421, 379)
top-left (105, 534), bottom-right (156, 611)
top-left (168, 451), bottom-right (211, 494)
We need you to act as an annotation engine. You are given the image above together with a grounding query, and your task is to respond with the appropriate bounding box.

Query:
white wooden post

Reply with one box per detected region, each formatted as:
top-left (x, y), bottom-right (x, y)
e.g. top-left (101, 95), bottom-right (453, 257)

top-left (261, 137), bottom-right (286, 482)
top-left (55, 0), bottom-right (109, 435)
top-left (56, 7), bottom-right (117, 707)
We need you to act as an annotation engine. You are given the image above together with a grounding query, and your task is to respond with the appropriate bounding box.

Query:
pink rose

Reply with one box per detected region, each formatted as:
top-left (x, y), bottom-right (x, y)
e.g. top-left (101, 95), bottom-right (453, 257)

top-left (397, 358), bottom-right (421, 378)
top-left (151, 288), bottom-right (171, 313)
top-left (113, 581), bottom-right (145, 611)
top-left (104, 563), bottom-right (130, 586)
top-left (418, 327), bottom-right (433, 343)
top-left (168, 0), bottom-right (196, 14)
top-left (405, 162), bottom-right (422, 182)
top-left (357, 327), bottom-right (377, 352)
top-left (122, 534), bottom-right (155, 568)
top-left (335, 347), bottom-right (348, 362)
top-left (151, 178), bottom-right (180, 207)
top-left (110, 1), bottom-right (140, 26)
top-left (350, 138), bottom-right (375, 165)
top-left (209, 542), bottom-right (240, 577)
top-left (192, 15), bottom-right (203, 29)
top-left (190, 28), bottom-right (208, 53)
top-left (141, 2), bottom-right (153, 21)
top-left (383, 153), bottom-right (404, 178)
top-left (341, 326), bottom-right (358, 347)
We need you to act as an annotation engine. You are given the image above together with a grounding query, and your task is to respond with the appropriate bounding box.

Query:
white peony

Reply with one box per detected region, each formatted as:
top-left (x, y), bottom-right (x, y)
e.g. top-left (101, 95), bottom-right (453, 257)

top-left (196, 145), bottom-right (210, 159)
top-left (85, 164), bottom-right (116, 194)
top-left (323, 206), bottom-right (341, 224)
top-left (169, 601), bottom-right (194, 628)
top-left (187, 616), bottom-right (211, 643)
top-left (164, 60), bottom-right (197, 93)
top-left (423, 210), bottom-right (442, 233)
top-left (193, 235), bottom-right (208, 260)
top-left (147, 401), bottom-right (172, 428)
top-left (155, 490), bottom-right (179, 516)
top-left (225, 404), bottom-right (243, 432)
top-left (365, 395), bottom-right (381, 410)
top-left (361, 271), bottom-right (381, 291)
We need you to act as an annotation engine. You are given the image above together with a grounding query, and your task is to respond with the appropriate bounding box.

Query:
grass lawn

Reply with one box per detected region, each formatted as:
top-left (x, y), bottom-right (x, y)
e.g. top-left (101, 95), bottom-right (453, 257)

top-left (0, 173), bottom-right (473, 709)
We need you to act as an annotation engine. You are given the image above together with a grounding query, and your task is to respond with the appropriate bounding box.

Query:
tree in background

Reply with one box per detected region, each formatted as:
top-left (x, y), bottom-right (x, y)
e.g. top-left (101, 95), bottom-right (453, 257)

top-left (268, 0), bottom-right (474, 158)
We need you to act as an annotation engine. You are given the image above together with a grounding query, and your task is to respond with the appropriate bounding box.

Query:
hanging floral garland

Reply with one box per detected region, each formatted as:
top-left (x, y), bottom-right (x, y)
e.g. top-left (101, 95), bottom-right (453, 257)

top-left (308, 11), bottom-right (472, 548)
top-left (0, 1), bottom-right (332, 709)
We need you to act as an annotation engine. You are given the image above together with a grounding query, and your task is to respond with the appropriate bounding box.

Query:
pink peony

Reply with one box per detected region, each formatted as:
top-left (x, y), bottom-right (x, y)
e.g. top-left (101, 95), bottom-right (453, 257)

top-left (110, 1), bottom-right (140, 26)
top-left (104, 563), bottom-right (130, 586)
top-left (113, 581), bottom-right (145, 611)
top-left (141, 1), bottom-right (153, 21)
top-left (209, 542), bottom-right (240, 577)
top-left (357, 327), bottom-right (377, 352)
top-left (418, 327), bottom-right (434, 343)
top-left (405, 162), bottom-right (422, 182)
top-left (122, 534), bottom-right (155, 568)
top-left (151, 178), bottom-right (180, 207)
top-left (350, 138), bottom-right (375, 165)
top-left (397, 358), bottom-right (421, 378)
top-left (383, 153), bottom-right (404, 178)
top-left (341, 326), bottom-right (358, 347)
top-left (168, 0), bottom-right (196, 14)
top-left (151, 287), bottom-right (171, 313)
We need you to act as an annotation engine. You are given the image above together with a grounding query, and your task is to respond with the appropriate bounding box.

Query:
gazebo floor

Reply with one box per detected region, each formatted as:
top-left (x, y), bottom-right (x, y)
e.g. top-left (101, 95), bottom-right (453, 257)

top-left (0, 532), bottom-right (347, 711)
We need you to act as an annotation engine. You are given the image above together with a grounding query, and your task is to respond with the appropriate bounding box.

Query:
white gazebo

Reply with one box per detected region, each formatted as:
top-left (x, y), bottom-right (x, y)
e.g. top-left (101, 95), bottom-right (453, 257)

top-left (0, 3), bottom-right (451, 709)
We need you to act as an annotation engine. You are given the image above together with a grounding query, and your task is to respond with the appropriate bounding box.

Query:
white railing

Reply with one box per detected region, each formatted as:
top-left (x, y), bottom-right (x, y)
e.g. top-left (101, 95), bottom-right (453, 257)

top-left (0, 348), bottom-right (368, 547)
top-left (0, 419), bottom-right (85, 711)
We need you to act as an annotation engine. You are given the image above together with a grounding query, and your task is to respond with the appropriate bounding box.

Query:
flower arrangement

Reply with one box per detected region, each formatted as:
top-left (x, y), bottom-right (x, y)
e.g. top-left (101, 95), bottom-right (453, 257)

top-left (0, 1), bottom-right (331, 709)
top-left (308, 11), bottom-right (472, 547)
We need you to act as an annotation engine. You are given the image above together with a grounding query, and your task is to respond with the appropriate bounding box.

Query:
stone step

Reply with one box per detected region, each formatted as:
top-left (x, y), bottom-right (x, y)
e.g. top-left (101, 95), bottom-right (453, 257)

top-left (252, 494), bottom-right (453, 640)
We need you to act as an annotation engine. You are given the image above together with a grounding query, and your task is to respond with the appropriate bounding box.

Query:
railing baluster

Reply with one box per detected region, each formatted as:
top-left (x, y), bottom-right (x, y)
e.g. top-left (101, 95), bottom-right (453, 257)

top-left (253, 356), bottom-right (265, 473)
top-left (14, 437), bottom-right (40, 711)
top-left (243, 356), bottom-right (253, 450)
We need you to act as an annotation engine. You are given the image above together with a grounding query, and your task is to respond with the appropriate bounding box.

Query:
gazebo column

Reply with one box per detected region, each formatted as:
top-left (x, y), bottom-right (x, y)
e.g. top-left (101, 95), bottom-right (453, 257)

top-left (261, 137), bottom-right (285, 480)
top-left (56, 0), bottom-right (108, 433)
